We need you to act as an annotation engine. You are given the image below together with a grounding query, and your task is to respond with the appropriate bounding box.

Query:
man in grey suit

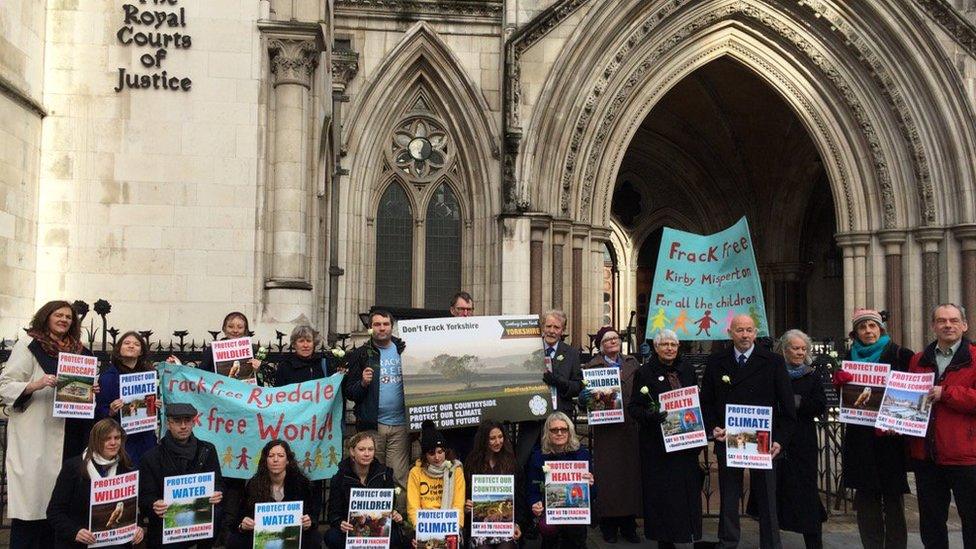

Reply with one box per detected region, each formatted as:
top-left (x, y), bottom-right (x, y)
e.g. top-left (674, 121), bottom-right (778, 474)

top-left (516, 309), bottom-right (584, 468)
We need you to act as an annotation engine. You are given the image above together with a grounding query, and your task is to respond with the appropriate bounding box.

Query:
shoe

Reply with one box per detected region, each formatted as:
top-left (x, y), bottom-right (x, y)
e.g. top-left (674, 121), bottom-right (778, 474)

top-left (621, 530), bottom-right (641, 543)
top-left (602, 531), bottom-right (618, 543)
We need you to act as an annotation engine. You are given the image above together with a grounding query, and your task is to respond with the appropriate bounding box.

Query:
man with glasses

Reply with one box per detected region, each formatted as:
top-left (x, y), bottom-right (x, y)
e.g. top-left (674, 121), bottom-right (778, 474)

top-left (907, 303), bottom-right (976, 549)
top-left (449, 291), bottom-right (474, 317)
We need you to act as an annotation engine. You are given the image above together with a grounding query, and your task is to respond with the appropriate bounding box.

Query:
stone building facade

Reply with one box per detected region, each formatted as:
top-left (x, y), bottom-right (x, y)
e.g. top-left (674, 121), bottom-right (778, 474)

top-left (2, 0), bottom-right (976, 351)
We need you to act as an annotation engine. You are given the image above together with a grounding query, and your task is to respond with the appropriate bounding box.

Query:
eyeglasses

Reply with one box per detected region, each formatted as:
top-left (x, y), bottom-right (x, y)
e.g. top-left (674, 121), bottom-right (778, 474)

top-left (603, 336), bottom-right (620, 343)
top-left (549, 427), bottom-right (569, 434)
top-left (452, 306), bottom-right (474, 312)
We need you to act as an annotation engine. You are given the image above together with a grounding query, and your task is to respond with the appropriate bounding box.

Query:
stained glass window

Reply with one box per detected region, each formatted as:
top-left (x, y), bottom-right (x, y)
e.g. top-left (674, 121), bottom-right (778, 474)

top-left (424, 183), bottom-right (461, 308)
top-left (375, 182), bottom-right (413, 308)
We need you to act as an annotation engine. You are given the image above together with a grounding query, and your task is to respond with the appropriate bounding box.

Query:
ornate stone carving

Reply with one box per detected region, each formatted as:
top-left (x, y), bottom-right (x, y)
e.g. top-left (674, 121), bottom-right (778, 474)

top-left (914, 0), bottom-right (976, 59)
top-left (269, 39), bottom-right (320, 88)
top-left (335, 0), bottom-right (502, 21)
top-left (331, 49), bottom-right (360, 92)
top-left (388, 115), bottom-right (451, 181)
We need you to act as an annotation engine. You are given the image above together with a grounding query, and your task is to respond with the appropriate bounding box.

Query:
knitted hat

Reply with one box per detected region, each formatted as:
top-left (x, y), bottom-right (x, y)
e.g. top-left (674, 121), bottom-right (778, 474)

top-left (851, 308), bottom-right (885, 331)
top-left (420, 419), bottom-right (448, 454)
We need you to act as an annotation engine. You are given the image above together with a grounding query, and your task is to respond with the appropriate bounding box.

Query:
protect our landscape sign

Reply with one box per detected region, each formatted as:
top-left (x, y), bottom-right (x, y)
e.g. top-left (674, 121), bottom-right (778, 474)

top-left (876, 371), bottom-right (934, 437)
top-left (398, 315), bottom-right (552, 430)
top-left (646, 217), bottom-right (768, 340)
top-left (54, 352), bottom-right (97, 419)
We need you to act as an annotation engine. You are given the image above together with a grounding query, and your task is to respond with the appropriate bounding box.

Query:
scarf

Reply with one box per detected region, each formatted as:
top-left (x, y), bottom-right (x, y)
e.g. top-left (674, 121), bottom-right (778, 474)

top-left (851, 334), bottom-right (891, 363)
top-left (425, 459), bottom-right (461, 510)
top-left (786, 363), bottom-right (814, 379)
top-left (162, 433), bottom-right (199, 469)
top-left (27, 328), bottom-right (83, 358)
top-left (84, 449), bottom-right (120, 479)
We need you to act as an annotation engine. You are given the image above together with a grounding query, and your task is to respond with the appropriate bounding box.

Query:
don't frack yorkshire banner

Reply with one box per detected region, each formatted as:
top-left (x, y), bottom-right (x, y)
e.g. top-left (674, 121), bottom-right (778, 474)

top-left (646, 216), bottom-right (768, 340)
top-left (158, 364), bottom-right (344, 481)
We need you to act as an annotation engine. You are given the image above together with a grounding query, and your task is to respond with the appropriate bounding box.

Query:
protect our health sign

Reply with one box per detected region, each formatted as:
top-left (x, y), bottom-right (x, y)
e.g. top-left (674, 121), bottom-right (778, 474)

top-left (724, 404), bottom-right (773, 470)
top-left (253, 501), bottom-right (303, 549)
top-left (582, 368), bottom-right (624, 425)
top-left (89, 471), bottom-right (139, 547)
top-left (838, 361), bottom-right (890, 426)
top-left (659, 386), bottom-right (707, 452)
top-left (646, 217), bottom-right (768, 340)
top-left (159, 364), bottom-right (344, 481)
top-left (544, 461), bottom-right (591, 525)
top-left (345, 488), bottom-right (394, 549)
top-left (398, 315), bottom-right (552, 430)
top-left (876, 371), bottom-right (935, 437)
top-left (120, 371), bottom-right (158, 434)
top-left (162, 472), bottom-right (215, 544)
top-left (54, 352), bottom-right (97, 418)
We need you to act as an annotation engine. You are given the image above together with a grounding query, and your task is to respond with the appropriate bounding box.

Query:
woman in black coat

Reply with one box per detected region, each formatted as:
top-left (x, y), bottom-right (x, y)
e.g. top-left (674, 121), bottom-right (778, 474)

top-left (324, 432), bottom-right (403, 549)
top-left (274, 325), bottom-right (327, 387)
top-left (627, 329), bottom-right (703, 548)
top-left (47, 418), bottom-right (145, 549)
top-left (774, 329), bottom-right (827, 548)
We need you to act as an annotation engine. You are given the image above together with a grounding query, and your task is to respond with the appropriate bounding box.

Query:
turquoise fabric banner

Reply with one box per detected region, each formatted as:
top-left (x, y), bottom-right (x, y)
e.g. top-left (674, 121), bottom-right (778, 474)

top-left (646, 217), bottom-right (768, 341)
top-left (159, 364), bottom-right (344, 481)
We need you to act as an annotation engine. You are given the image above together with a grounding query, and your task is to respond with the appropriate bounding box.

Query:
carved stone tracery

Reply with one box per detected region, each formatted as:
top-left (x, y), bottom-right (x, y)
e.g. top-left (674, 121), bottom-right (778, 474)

top-left (269, 39), bottom-right (320, 88)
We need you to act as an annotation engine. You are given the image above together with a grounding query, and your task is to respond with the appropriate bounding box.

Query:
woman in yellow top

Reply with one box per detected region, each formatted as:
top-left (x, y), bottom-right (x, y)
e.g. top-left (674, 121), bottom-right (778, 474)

top-left (407, 420), bottom-right (466, 533)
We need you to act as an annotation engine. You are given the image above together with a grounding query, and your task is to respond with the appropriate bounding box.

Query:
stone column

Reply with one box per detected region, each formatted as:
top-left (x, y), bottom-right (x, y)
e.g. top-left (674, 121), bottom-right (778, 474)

top-left (835, 232), bottom-right (872, 319)
top-left (954, 223), bottom-right (976, 319)
top-left (529, 220), bottom-right (548, 315)
top-left (551, 221), bottom-right (572, 310)
top-left (571, 231), bottom-right (586, 347)
top-left (500, 215), bottom-right (532, 314)
top-left (915, 227), bottom-right (945, 325)
top-left (877, 230), bottom-right (907, 344)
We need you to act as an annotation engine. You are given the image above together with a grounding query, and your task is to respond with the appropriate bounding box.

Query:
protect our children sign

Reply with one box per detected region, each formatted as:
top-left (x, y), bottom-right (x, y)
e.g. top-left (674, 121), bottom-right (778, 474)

top-left (162, 472), bottom-right (215, 544)
top-left (838, 361), bottom-right (890, 426)
top-left (876, 371), bottom-right (935, 437)
top-left (582, 368), bottom-right (624, 425)
top-left (646, 217), bottom-right (768, 341)
top-left (119, 371), bottom-right (158, 434)
top-left (159, 364), bottom-right (344, 481)
top-left (88, 471), bottom-right (139, 547)
top-left (471, 475), bottom-right (515, 538)
top-left (345, 488), bottom-right (394, 549)
top-left (253, 501), bottom-right (303, 549)
top-left (659, 386), bottom-right (707, 452)
top-left (54, 352), bottom-right (97, 418)
top-left (544, 461), bottom-right (591, 525)
top-left (725, 404), bottom-right (773, 470)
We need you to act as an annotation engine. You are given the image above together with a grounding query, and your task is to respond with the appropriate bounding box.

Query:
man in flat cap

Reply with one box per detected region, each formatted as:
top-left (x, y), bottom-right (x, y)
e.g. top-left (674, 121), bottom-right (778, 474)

top-left (139, 403), bottom-right (224, 548)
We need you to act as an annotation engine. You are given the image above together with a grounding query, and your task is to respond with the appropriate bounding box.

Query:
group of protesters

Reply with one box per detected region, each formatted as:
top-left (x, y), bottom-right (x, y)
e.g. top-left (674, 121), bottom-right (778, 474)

top-left (0, 292), bottom-right (973, 549)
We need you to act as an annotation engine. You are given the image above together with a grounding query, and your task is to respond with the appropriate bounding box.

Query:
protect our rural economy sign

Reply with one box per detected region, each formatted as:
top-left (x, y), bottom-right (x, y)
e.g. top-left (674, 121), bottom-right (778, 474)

top-left (398, 315), bottom-right (552, 431)
top-left (646, 217), bottom-right (768, 340)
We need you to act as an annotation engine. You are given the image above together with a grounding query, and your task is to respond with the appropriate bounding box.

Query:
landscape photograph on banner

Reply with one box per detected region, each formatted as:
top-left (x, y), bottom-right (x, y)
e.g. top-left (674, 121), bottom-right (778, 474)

top-left (57, 375), bottom-right (95, 403)
top-left (878, 388), bottom-right (932, 423)
top-left (398, 315), bottom-right (551, 429)
top-left (163, 496), bottom-right (212, 530)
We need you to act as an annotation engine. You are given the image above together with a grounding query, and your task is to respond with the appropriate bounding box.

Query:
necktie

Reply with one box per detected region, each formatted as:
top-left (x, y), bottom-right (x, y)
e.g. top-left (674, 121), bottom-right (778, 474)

top-left (738, 354), bottom-right (747, 367)
top-left (547, 347), bottom-right (556, 359)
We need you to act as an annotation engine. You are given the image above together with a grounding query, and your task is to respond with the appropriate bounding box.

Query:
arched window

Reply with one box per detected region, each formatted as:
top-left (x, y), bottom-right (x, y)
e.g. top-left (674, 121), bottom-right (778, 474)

top-left (424, 183), bottom-right (461, 308)
top-left (375, 182), bottom-right (413, 308)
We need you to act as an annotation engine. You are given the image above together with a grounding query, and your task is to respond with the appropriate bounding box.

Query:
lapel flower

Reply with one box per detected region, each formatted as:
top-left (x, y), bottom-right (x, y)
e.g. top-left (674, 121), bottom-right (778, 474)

top-left (255, 346), bottom-right (268, 361)
top-left (829, 350), bottom-right (839, 358)
top-left (581, 379), bottom-right (589, 387)
top-left (556, 354), bottom-right (564, 361)
top-left (640, 386), bottom-right (650, 395)
top-left (542, 464), bottom-right (551, 474)
top-left (721, 374), bottom-right (731, 384)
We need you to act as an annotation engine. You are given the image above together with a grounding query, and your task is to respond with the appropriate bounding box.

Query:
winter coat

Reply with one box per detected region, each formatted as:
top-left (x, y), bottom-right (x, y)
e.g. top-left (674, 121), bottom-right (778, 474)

top-left (326, 457), bottom-right (398, 529)
top-left (544, 341), bottom-right (585, 417)
top-left (841, 341), bottom-right (913, 493)
top-left (236, 470), bottom-right (321, 529)
top-left (95, 364), bottom-right (158, 466)
top-left (274, 353), bottom-right (326, 387)
top-left (908, 339), bottom-right (976, 465)
top-left (47, 455), bottom-right (137, 549)
top-left (525, 445), bottom-right (592, 507)
top-left (0, 336), bottom-right (93, 519)
top-left (343, 337), bottom-right (406, 431)
top-left (628, 355), bottom-right (703, 543)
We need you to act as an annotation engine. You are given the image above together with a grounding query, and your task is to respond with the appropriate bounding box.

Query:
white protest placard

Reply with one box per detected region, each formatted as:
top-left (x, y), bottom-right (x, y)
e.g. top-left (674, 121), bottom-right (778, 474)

top-left (88, 470), bottom-right (139, 547)
top-left (210, 337), bottom-right (255, 381)
top-left (54, 352), bottom-right (97, 419)
top-left (119, 371), bottom-right (158, 434)
top-left (659, 386), bottom-right (707, 452)
top-left (162, 472), bottom-right (214, 544)
top-left (253, 501), bottom-right (303, 549)
top-left (582, 368), bottom-right (624, 425)
top-left (345, 488), bottom-right (394, 549)
top-left (416, 509), bottom-right (460, 549)
top-left (471, 475), bottom-right (515, 538)
top-left (544, 460), bottom-right (591, 525)
top-left (838, 361), bottom-right (890, 426)
top-left (876, 371), bottom-right (935, 437)
top-left (724, 404), bottom-right (773, 470)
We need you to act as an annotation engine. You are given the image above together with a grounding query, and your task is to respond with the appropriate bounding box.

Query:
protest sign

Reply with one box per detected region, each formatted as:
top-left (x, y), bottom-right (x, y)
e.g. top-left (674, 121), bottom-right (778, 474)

top-left (838, 361), bottom-right (890, 426)
top-left (398, 315), bottom-right (551, 430)
top-left (415, 509), bottom-right (460, 549)
top-left (253, 501), bottom-right (303, 549)
top-left (162, 472), bottom-right (214, 544)
top-left (210, 337), bottom-right (255, 381)
top-left (646, 217), bottom-right (768, 340)
top-left (471, 475), bottom-right (515, 538)
top-left (120, 371), bottom-right (158, 434)
top-left (89, 471), bottom-right (139, 547)
top-left (659, 386), bottom-right (707, 452)
top-left (54, 352), bottom-right (97, 419)
top-left (876, 371), bottom-right (935, 437)
top-left (159, 364), bottom-right (344, 481)
top-left (544, 460), bottom-right (591, 525)
top-left (724, 404), bottom-right (773, 469)
top-left (581, 368), bottom-right (624, 425)
top-left (345, 488), bottom-right (394, 549)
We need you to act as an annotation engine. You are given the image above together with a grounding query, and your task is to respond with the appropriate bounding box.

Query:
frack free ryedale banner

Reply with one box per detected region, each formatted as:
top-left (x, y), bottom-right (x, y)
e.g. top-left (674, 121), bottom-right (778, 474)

top-left (647, 216), bottom-right (768, 340)
top-left (159, 365), bottom-right (344, 481)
